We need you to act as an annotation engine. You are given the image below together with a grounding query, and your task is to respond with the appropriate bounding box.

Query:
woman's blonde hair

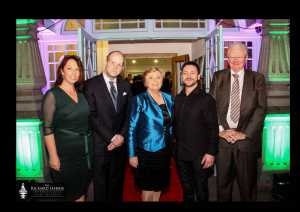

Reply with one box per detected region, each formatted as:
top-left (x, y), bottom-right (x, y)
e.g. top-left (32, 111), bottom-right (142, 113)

top-left (143, 67), bottom-right (163, 82)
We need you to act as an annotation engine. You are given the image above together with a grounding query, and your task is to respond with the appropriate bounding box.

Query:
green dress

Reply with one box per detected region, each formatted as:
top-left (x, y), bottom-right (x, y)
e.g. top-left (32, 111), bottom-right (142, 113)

top-left (42, 86), bottom-right (93, 201)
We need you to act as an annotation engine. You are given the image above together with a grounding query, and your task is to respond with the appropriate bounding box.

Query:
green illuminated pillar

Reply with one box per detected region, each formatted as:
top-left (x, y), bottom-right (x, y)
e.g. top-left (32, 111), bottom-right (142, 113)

top-left (257, 19), bottom-right (290, 113)
top-left (257, 19), bottom-right (290, 82)
top-left (16, 19), bottom-right (46, 119)
top-left (16, 119), bottom-right (44, 179)
top-left (262, 114), bottom-right (290, 172)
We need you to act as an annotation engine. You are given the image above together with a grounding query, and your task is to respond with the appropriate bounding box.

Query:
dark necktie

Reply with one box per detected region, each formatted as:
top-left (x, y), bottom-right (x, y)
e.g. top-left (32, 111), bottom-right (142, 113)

top-left (109, 81), bottom-right (117, 111)
top-left (230, 74), bottom-right (240, 123)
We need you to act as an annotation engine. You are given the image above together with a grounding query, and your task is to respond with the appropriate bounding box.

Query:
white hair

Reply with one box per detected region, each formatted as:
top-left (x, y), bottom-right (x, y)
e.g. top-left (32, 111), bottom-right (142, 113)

top-left (227, 42), bottom-right (248, 58)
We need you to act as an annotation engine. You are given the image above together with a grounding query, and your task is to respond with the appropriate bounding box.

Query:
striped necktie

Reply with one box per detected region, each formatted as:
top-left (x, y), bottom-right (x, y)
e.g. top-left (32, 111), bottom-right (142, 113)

top-left (230, 74), bottom-right (240, 123)
top-left (109, 81), bottom-right (117, 111)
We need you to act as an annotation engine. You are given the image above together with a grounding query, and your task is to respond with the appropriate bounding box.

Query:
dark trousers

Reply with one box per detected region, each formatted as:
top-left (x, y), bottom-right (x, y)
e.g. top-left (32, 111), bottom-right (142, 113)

top-left (216, 144), bottom-right (258, 201)
top-left (176, 157), bottom-right (212, 202)
top-left (93, 146), bottom-right (126, 202)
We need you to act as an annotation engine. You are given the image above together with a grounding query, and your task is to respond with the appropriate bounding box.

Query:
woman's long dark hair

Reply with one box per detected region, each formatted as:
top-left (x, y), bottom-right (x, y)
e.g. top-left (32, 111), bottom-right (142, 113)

top-left (54, 55), bottom-right (85, 91)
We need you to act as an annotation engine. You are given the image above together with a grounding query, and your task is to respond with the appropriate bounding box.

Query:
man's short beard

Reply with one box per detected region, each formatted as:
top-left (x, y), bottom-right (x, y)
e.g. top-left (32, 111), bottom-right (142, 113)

top-left (184, 81), bottom-right (198, 87)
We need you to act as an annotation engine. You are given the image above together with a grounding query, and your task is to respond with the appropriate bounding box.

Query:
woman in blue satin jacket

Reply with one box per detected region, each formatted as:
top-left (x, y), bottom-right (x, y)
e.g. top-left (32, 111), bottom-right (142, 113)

top-left (128, 67), bottom-right (174, 202)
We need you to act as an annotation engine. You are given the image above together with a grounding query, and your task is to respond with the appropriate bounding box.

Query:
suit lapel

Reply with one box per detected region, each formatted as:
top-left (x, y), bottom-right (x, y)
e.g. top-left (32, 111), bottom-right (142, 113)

top-left (98, 74), bottom-right (116, 113)
top-left (238, 70), bottom-right (251, 128)
top-left (116, 78), bottom-right (123, 112)
top-left (222, 70), bottom-right (231, 129)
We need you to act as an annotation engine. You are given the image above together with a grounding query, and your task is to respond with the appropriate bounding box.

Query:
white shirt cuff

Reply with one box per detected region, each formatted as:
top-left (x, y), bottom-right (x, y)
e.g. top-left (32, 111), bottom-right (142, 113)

top-left (219, 125), bottom-right (224, 133)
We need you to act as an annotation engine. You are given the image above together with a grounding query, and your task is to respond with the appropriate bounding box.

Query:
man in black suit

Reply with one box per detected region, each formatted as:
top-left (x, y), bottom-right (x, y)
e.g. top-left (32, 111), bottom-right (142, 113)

top-left (209, 42), bottom-right (267, 201)
top-left (173, 61), bottom-right (219, 202)
top-left (84, 51), bottom-right (132, 202)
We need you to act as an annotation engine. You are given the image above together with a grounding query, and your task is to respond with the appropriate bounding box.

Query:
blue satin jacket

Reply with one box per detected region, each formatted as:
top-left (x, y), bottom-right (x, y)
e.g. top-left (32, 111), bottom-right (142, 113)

top-left (128, 91), bottom-right (173, 157)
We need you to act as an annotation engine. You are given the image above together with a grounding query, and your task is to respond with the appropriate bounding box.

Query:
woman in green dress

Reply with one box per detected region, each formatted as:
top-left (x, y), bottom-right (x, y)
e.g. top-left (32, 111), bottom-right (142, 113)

top-left (42, 55), bottom-right (92, 201)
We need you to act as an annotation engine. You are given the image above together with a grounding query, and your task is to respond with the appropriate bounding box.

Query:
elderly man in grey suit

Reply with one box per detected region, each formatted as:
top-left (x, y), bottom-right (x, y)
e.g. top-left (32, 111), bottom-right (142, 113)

top-left (209, 42), bottom-right (267, 201)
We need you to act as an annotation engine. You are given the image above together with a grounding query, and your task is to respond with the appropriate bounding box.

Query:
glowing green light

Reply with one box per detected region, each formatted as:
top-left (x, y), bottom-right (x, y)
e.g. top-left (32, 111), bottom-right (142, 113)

top-left (269, 31), bottom-right (289, 35)
top-left (16, 119), bottom-right (44, 179)
top-left (16, 19), bottom-right (37, 25)
top-left (16, 35), bottom-right (32, 40)
top-left (269, 23), bottom-right (289, 26)
top-left (268, 73), bottom-right (289, 82)
top-left (262, 114), bottom-right (290, 172)
top-left (16, 27), bottom-right (30, 31)
top-left (268, 77), bottom-right (290, 82)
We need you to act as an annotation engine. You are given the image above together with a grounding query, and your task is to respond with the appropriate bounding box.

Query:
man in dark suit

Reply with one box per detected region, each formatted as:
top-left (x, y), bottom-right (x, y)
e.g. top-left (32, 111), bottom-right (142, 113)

top-left (84, 51), bottom-right (132, 202)
top-left (209, 42), bottom-right (267, 201)
top-left (173, 61), bottom-right (219, 202)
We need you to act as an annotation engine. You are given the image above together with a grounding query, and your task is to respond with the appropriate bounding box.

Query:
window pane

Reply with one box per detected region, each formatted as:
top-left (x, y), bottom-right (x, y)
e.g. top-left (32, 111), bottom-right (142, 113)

top-left (121, 22), bottom-right (138, 28)
top-left (48, 53), bottom-right (54, 62)
top-left (216, 19), bottom-right (235, 28)
top-left (55, 45), bottom-right (65, 51)
top-left (122, 19), bottom-right (135, 22)
top-left (248, 49), bottom-right (252, 58)
top-left (64, 19), bottom-right (85, 31)
top-left (182, 22), bottom-right (198, 28)
top-left (102, 19), bottom-right (118, 23)
top-left (48, 45), bottom-right (53, 51)
top-left (138, 19), bottom-right (145, 28)
top-left (156, 20), bottom-right (162, 28)
top-left (49, 64), bottom-right (55, 81)
top-left (66, 51), bottom-right (77, 56)
top-left (199, 22), bottom-right (205, 28)
top-left (139, 22), bottom-right (145, 28)
top-left (247, 42), bottom-right (252, 47)
top-left (163, 20), bottom-right (180, 28)
top-left (102, 23), bottom-right (119, 29)
top-left (246, 60), bottom-right (252, 69)
top-left (184, 19), bottom-right (198, 22)
top-left (65, 44), bottom-right (76, 50)
top-left (95, 23), bottom-right (101, 30)
top-left (55, 52), bottom-right (64, 62)
top-left (77, 19), bottom-right (85, 27)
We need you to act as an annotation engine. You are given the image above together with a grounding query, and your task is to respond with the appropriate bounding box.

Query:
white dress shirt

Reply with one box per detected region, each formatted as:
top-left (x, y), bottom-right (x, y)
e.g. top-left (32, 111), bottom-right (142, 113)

top-left (103, 72), bottom-right (118, 94)
top-left (219, 69), bottom-right (244, 132)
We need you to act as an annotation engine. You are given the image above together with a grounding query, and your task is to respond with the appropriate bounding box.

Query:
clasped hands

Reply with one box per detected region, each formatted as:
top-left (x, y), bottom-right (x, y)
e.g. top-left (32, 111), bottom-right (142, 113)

top-left (107, 134), bottom-right (124, 151)
top-left (219, 129), bottom-right (246, 144)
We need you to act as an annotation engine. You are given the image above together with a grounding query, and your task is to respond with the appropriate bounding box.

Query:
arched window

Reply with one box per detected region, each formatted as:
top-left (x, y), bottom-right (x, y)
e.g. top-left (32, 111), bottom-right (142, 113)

top-left (215, 19), bottom-right (236, 28)
top-left (155, 19), bottom-right (206, 28)
top-left (94, 19), bottom-right (145, 31)
top-left (64, 19), bottom-right (85, 31)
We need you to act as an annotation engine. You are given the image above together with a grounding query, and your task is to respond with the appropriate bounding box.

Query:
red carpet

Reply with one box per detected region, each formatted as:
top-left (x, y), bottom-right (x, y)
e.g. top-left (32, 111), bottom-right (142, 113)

top-left (123, 158), bottom-right (183, 201)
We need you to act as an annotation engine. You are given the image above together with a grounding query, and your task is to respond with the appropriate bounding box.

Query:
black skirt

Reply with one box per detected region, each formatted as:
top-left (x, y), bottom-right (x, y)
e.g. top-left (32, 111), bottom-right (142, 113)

top-left (50, 158), bottom-right (92, 201)
top-left (135, 146), bottom-right (171, 191)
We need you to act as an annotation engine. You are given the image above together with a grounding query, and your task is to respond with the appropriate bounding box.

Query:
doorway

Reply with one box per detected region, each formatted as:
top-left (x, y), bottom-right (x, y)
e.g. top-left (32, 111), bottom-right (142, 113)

top-left (124, 53), bottom-right (176, 95)
top-left (124, 53), bottom-right (176, 76)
